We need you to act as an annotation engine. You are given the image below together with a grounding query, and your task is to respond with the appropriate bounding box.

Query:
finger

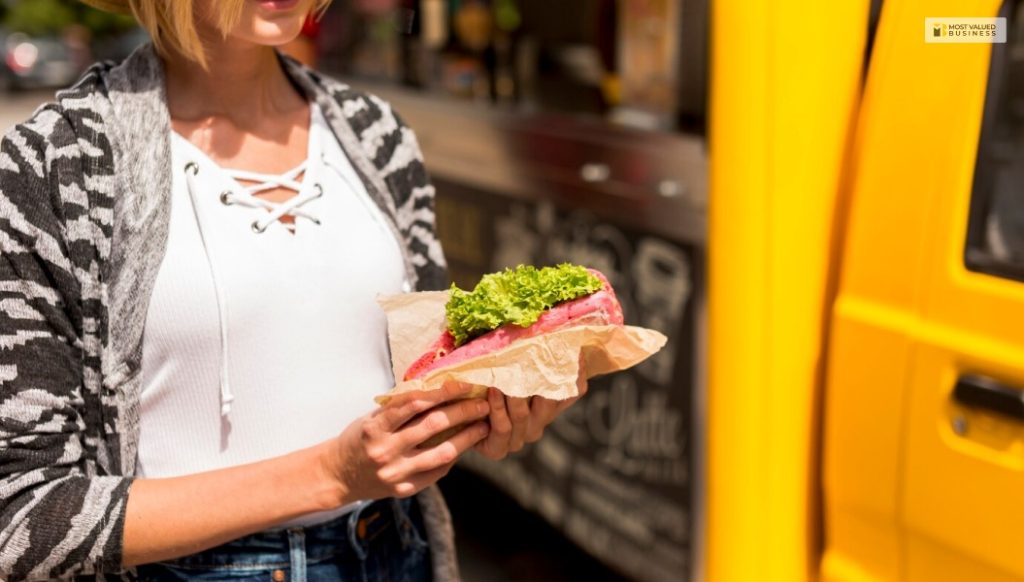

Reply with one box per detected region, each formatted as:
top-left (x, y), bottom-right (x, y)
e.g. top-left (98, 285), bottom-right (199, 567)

top-left (474, 439), bottom-right (503, 460)
top-left (530, 396), bottom-right (560, 422)
top-left (507, 396), bottom-right (530, 452)
top-left (577, 364), bottom-right (589, 398)
top-left (379, 382), bottom-right (479, 431)
top-left (525, 397), bottom-right (559, 443)
top-left (398, 421), bottom-right (490, 477)
top-left (396, 397), bottom-right (490, 451)
top-left (391, 460), bottom-right (458, 498)
top-left (474, 388), bottom-right (514, 459)
top-left (487, 386), bottom-right (514, 442)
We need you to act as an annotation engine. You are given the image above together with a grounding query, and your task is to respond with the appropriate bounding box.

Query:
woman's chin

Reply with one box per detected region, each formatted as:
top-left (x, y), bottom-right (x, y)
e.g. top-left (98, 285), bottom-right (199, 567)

top-left (237, 22), bottom-right (305, 47)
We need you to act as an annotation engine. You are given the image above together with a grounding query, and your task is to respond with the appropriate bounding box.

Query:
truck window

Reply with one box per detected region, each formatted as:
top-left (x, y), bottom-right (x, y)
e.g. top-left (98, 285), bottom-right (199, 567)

top-left (966, 0), bottom-right (1024, 280)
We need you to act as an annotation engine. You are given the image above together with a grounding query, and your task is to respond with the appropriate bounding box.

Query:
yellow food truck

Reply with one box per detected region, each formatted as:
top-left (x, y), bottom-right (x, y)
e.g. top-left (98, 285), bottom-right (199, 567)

top-left (709, 0), bottom-right (1024, 580)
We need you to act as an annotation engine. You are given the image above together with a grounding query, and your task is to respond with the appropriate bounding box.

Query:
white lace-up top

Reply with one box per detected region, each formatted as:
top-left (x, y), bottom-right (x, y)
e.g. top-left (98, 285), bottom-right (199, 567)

top-left (137, 104), bottom-right (407, 527)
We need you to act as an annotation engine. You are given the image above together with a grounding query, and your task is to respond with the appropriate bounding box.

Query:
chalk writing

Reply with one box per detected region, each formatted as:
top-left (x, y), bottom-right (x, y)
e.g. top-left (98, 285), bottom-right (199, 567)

top-left (439, 188), bottom-right (698, 582)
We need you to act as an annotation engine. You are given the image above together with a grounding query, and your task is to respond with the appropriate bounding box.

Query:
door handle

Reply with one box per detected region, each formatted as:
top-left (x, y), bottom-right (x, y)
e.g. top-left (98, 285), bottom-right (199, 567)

top-left (953, 375), bottom-right (1024, 421)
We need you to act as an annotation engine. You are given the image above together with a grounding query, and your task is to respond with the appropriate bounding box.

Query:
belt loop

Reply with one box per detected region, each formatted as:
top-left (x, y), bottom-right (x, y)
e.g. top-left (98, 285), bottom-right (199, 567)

top-left (347, 501), bottom-right (373, 561)
top-left (287, 527), bottom-right (307, 582)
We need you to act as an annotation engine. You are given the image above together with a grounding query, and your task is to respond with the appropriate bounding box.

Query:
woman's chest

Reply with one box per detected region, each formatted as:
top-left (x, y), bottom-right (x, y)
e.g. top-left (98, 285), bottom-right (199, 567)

top-left (151, 138), bottom-right (408, 344)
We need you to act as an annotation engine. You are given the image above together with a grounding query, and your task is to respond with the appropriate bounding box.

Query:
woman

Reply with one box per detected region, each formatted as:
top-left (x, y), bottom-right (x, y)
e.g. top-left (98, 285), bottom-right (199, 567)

top-left (0, 1), bottom-right (584, 579)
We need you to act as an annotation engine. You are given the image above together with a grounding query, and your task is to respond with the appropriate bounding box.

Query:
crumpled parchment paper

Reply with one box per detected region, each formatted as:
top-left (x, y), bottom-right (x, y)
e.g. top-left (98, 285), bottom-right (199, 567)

top-left (375, 291), bottom-right (667, 405)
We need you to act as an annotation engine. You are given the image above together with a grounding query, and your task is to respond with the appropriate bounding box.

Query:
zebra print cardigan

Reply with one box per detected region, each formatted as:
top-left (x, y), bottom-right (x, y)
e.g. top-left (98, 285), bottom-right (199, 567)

top-left (0, 44), bottom-right (454, 580)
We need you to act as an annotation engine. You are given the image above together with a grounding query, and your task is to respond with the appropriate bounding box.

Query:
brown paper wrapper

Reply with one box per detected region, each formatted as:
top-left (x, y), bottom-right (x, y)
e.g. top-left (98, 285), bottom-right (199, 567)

top-left (375, 291), bottom-right (667, 407)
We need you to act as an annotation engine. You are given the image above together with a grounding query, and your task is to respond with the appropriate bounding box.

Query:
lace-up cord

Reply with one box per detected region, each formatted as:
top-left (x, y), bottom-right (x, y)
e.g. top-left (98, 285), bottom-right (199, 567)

top-left (221, 162), bottom-right (323, 233)
top-left (181, 157), bottom-right (324, 418)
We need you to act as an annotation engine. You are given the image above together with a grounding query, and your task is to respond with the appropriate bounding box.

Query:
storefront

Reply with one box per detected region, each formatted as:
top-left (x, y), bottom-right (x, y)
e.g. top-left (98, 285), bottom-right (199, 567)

top-left (315, 2), bottom-right (708, 579)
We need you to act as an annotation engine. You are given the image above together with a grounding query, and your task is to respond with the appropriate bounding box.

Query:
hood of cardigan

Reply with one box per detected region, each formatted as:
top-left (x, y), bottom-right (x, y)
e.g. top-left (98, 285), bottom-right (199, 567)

top-left (72, 43), bottom-right (420, 425)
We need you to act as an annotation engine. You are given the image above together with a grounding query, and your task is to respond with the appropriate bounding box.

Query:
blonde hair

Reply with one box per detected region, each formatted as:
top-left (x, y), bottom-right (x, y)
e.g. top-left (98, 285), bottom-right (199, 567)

top-left (127, 0), bottom-right (332, 66)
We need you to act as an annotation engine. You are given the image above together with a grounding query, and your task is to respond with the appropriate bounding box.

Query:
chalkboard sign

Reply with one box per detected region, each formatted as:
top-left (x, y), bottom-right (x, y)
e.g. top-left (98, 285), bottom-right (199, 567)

top-left (434, 178), bottom-right (700, 582)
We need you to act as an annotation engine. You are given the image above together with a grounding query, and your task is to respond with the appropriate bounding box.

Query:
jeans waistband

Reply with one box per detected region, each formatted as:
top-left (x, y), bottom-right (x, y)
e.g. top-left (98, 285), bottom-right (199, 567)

top-left (154, 496), bottom-right (427, 572)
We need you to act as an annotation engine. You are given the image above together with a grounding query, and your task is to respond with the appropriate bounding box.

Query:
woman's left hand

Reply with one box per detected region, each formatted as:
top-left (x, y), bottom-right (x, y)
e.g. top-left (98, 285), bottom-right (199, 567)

top-left (474, 361), bottom-right (589, 460)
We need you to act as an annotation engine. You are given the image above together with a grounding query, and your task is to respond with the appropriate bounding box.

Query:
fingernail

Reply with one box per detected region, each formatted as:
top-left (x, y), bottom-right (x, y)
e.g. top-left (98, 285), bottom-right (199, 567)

top-left (476, 401), bottom-right (488, 414)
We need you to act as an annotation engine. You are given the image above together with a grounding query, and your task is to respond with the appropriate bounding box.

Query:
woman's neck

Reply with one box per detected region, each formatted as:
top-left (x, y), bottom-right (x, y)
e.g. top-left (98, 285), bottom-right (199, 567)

top-left (163, 40), bottom-right (306, 128)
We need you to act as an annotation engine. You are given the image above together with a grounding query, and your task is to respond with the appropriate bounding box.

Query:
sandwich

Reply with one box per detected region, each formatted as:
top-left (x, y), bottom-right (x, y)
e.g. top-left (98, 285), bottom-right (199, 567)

top-left (404, 263), bottom-right (624, 383)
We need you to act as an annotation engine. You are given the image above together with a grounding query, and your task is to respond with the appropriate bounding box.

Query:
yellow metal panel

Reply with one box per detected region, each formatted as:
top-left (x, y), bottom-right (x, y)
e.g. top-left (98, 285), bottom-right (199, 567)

top-left (821, 300), bottom-right (910, 582)
top-left (819, 4), bottom-right (939, 569)
top-left (893, 0), bottom-right (1024, 578)
top-left (824, 0), bottom-right (1023, 580)
top-left (836, 0), bottom-right (941, 309)
top-left (904, 341), bottom-right (1024, 580)
top-left (906, 535), bottom-right (1022, 582)
top-left (708, 1), bottom-right (869, 581)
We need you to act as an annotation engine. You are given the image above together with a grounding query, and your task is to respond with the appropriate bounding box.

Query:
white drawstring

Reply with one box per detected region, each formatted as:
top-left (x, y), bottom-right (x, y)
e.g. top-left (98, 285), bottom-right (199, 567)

top-left (184, 162), bottom-right (235, 416)
top-left (222, 164), bottom-right (323, 233)
top-left (182, 160), bottom-right (323, 417)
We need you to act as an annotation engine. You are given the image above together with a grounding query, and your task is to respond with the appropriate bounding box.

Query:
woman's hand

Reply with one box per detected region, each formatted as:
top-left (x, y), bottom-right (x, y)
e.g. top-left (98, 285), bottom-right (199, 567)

top-left (320, 382), bottom-right (490, 503)
top-left (474, 361), bottom-right (589, 460)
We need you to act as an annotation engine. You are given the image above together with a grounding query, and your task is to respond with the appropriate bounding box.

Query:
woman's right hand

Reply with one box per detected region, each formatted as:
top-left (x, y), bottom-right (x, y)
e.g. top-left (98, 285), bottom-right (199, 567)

top-left (320, 382), bottom-right (490, 504)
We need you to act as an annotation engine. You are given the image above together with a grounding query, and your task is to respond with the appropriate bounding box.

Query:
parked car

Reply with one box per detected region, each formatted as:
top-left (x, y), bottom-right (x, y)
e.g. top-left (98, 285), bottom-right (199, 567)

top-left (0, 30), bottom-right (79, 91)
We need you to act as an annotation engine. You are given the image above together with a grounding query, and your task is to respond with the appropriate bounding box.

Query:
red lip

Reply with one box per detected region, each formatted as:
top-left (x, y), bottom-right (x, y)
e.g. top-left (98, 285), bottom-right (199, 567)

top-left (257, 0), bottom-right (301, 11)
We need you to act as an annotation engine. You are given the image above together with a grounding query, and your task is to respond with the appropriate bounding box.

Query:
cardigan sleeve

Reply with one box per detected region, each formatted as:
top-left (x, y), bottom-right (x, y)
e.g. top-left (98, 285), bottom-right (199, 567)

top-left (335, 85), bottom-right (449, 292)
top-left (384, 107), bottom-right (450, 292)
top-left (0, 111), bottom-right (132, 580)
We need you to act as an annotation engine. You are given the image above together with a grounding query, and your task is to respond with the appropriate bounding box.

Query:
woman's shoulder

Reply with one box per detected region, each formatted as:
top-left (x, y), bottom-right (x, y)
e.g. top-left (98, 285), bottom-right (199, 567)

top-left (1, 62), bottom-right (117, 247)
top-left (300, 67), bottom-right (430, 183)
top-left (293, 64), bottom-right (447, 288)
top-left (2, 61), bottom-right (115, 167)
top-left (3, 44), bottom-right (164, 159)
top-left (287, 61), bottom-right (416, 140)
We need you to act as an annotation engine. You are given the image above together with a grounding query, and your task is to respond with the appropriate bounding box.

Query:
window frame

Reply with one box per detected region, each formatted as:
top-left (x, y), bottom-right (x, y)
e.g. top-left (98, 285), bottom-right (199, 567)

top-left (964, 0), bottom-right (1024, 282)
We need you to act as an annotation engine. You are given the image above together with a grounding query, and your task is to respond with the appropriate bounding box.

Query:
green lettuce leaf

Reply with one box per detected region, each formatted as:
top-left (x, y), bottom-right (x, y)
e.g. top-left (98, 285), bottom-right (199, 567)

top-left (445, 264), bottom-right (604, 347)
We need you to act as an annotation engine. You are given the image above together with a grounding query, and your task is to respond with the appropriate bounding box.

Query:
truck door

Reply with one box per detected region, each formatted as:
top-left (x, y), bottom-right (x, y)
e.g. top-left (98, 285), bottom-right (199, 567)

top-left (823, 0), bottom-right (1023, 580)
top-left (901, 0), bottom-right (1024, 579)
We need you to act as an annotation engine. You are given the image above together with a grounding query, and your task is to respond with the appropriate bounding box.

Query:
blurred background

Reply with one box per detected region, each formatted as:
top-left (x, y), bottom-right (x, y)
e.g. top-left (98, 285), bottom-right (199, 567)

top-left (3, 1), bottom-right (1024, 581)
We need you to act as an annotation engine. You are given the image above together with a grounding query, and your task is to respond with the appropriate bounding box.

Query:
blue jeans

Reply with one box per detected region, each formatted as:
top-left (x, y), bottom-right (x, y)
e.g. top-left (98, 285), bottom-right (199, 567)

top-left (136, 497), bottom-right (432, 582)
